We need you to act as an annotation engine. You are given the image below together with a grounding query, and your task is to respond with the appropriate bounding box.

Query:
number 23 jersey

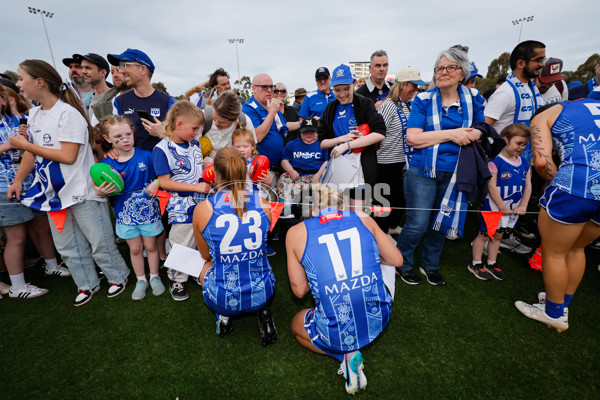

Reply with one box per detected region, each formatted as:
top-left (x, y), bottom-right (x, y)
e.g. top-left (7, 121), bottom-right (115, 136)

top-left (201, 189), bottom-right (275, 314)
top-left (301, 209), bottom-right (392, 353)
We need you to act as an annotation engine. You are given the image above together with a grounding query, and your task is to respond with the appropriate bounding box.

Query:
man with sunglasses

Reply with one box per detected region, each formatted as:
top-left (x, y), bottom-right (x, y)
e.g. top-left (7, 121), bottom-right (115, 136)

top-left (62, 56), bottom-right (93, 106)
top-left (299, 67), bottom-right (336, 121)
top-left (107, 48), bottom-right (176, 152)
top-left (242, 73), bottom-right (288, 168)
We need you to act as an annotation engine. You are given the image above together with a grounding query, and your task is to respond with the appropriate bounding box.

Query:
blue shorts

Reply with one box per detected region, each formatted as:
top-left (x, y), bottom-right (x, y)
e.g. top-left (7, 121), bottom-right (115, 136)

top-left (303, 308), bottom-right (344, 355)
top-left (0, 192), bottom-right (45, 227)
top-left (115, 220), bottom-right (164, 240)
top-left (540, 186), bottom-right (600, 225)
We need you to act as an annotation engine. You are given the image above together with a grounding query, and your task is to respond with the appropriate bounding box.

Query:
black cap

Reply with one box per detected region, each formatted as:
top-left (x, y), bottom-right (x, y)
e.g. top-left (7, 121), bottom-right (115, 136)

top-left (73, 53), bottom-right (111, 75)
top-left (62, 57), bottom-right (78, 67)
top-left (315, 67), bottom-right (330, 79)
top-left (299, 118), bottom-right (319, 133)
top-left (0, 77), bottom-right (19, 94)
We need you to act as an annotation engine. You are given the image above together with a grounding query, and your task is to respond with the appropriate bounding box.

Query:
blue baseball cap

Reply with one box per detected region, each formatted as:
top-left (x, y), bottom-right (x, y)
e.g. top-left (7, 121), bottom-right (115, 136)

top-left (107, 48), bottom-right (155, 72)
top-left (330, 64), bottom-right (356, 86)
top-left (467, 62), bottom-right (482, 81)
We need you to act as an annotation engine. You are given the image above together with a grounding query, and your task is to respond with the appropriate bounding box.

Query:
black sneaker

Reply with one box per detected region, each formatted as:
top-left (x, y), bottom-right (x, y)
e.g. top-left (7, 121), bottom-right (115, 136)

top-left (257, 306), bottom-right (277, 346)
top-left (216, 315), bottom-right (233, 337)
top-left (419, 267), bottom-right (445, 286)
top-left (467, 263), bottom-right (493, 281)
top-left (266, 245), bottom-right (276, 257)
top-left (515, 223), bottom-right (537, 240)
top-left (169, 281), bottom-right (189, 301)
top-left (485, 263), bottom-right (508, 281)
top-left (107, 281), bottom-right (127, 298)
top-left (396, 269), bottom-right (423, 285)
top-left (74, 285), bottom-right (100, 306)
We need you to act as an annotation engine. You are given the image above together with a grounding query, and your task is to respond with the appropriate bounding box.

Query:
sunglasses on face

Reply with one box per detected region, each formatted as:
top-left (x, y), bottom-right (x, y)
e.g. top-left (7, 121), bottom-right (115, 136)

top-left (255, 85), bottom-right (276, 91)
top-left (273, 89), bottom-right (286, 94)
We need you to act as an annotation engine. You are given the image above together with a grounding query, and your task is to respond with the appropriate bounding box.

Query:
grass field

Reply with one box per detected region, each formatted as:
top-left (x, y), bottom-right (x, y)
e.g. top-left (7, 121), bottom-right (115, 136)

top-left (1, 213), bottom-right (599, 399)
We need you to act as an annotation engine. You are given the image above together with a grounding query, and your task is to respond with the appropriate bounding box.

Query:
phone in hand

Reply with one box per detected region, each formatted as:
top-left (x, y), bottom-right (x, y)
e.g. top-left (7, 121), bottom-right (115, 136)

top-left (137, 110), bottom-right (152, 121)
top-left (19, 118), bottom-right (28, 125)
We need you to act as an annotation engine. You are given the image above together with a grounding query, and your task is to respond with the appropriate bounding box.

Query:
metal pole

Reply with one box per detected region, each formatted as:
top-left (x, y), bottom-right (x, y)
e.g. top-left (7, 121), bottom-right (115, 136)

top-left (40, 13), bottom-right (56, 69)
top-left (518, 21), bottom-right (524, 43)
top-left (235, 41), bottom-right (241, 87)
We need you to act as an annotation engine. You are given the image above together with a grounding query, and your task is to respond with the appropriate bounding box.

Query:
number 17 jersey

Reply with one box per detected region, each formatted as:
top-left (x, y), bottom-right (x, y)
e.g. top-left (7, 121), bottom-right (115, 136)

top-left (301, 209), bottom-right (392, 353)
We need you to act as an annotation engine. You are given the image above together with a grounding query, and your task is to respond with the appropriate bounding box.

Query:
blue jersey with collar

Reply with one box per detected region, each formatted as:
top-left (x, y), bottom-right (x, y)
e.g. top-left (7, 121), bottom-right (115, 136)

top-left (101, 148), bottom-right (161, 225)
top-left (301, 209), bottom-right (391, 353)
top-left (407, 90), bottom-right (486, 172)
top-left (550, 99), bottom-right (600, 200)
top-left (299, 89), bottom-right (336, 119)
top-left (282, 138), bottom-right (328, 173)
top-left (113, 89), bottom-right (176, 151)
top-left (202, 189), bottom-right (275, 315)
top-left (333, 103), bottom-right (357, 137)
top-left (242, 96), bottom-right (288, 166)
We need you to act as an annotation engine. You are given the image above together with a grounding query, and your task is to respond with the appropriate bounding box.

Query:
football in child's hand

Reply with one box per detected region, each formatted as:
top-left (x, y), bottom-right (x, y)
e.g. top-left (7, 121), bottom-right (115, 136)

top-left (352, 124), bottom-right (370, 153)
top-left (202, 164), bottom-right (215, 184)
top-left (249, 155), bottom-right (270, 183)
top-left (90, 163), bottom-right (124, 194)
top-left (198, 136), bottom-right (213, 158)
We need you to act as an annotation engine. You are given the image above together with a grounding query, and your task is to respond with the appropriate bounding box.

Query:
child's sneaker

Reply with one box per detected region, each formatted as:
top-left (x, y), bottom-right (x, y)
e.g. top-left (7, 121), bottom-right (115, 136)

top-left (514, 300), bottom-right (568, 332)
top-left (132, 280), bottom-right (148, 300)
top-left (107, 281), bottom-right (127, 298)
top-left (485, 263), bottom-right (507, 281)
top-left (467, 263), bottom-right (492, 281)
top-left (169, 281), bottom-right (189, 301)
top-left (45, 262), bottom-right (71, 278)
top-left (150, 276), bottom-right (166, 296)
top-left (338, 352), bottom-right (367, 395)
top-left (9, 283), bottom-right (49, 299)
top-left (74, 285), bottom-right (100, 306)
top-left (266, 245), bottom-right (276, 257)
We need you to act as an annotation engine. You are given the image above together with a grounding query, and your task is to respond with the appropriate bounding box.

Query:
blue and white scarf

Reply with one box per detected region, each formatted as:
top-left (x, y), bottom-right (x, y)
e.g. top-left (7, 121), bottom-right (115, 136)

top-left (506, 74), bottom-right (543, 161)
top-left (588, 77), bottom-right (599, 94)
top-left (394, 99), bottom-right (413, 165)
top-left (427, 85), bottom-right (473, 239)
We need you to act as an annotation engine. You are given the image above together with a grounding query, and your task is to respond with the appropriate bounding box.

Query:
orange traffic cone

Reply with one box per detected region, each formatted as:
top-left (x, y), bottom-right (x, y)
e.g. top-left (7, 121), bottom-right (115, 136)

top-left (528, 247), bottom-right (542, 271)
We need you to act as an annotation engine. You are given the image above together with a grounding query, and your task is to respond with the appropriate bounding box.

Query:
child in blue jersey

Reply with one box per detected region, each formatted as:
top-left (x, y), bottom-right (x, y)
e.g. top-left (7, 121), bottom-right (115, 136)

top-left (277, 117), bottom-right (328, 216)
top-left (94, 115), bottom-right (165, 300)
top-left (232, 128), bottom-right (272, 189)
top-left (470, 123), bottom-right (532, 281)
top-left (152, 100), bottom-right (208, 301)
top-left (193, 147), bottom-right (277, 345)
top-left (286, 184), bottom-right (403, 394)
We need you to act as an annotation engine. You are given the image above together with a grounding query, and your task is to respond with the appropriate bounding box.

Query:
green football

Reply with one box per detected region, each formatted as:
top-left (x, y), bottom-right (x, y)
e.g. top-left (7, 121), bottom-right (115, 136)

top-left (89, 163), bottom-right (124, 194)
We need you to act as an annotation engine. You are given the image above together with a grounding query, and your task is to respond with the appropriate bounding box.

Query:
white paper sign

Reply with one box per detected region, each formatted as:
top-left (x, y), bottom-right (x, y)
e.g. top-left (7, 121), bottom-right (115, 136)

top-left (164, 243), bottom-right (206, 277)
top-left (381, 264), bottom-right (396, 301)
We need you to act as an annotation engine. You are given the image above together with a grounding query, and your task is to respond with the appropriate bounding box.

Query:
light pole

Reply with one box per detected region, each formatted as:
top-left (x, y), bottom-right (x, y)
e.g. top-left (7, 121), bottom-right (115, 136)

top-left (512, 16), bottom-right (534, 44)
top-left (28, 7), bottom-right (56, 69)
top-left (228, 39), bottom-right (244, 87)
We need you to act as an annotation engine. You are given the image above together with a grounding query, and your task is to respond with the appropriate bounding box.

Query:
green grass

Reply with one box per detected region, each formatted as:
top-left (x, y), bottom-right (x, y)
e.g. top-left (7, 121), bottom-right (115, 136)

top-left (1, 214), bottom-right (599, 399)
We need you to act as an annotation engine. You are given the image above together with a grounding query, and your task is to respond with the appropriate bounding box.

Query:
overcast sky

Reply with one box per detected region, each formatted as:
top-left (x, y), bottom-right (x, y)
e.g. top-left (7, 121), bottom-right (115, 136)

top-left (1, 0), bottom-right (597, 96)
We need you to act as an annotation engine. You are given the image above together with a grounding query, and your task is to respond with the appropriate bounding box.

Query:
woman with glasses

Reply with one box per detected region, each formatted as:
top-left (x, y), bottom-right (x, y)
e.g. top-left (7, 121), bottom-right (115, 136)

top-left (395, 47), bottom-right (486, 287)
top-left (273, 82), bottom-right (300, 143)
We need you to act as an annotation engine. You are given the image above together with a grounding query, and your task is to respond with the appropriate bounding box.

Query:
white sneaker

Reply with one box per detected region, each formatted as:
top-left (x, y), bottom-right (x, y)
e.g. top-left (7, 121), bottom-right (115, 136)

top-left (388, 226), bottom-right (402, 235)
top-left (500, 234), bottom-right (532, 254)
top-left (515, 300), bottom-right (568, 332)
top-left (337, 352), bottom-right (367, 395)
top-left (74, 285), bottom-right (100, 306)
top-left (9, 283), bottom-right (49, 299)
top-left (536, 292), bottom-right (568, 317)
top-left (45, 262), bottom-right (71, 277)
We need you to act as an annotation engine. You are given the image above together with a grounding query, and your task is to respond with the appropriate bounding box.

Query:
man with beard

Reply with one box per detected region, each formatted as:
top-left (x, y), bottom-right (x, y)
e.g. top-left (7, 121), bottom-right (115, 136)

top-left (485, 40), bottom-right (546, 254)
top-left (356, 50), bottom-right (390, 109)
top-left (71, 53), bottom-right (111, 124)
top-left (91, 64), bottom-right (131, 122)
top-left (62, 56), bottom-right (93, 105)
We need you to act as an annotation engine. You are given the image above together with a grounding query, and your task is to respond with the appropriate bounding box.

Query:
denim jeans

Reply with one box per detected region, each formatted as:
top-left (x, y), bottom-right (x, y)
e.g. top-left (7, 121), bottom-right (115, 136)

top-left (48, 200), bottom-right (129, 291)
top-left (396, 168), bottom-right (453, 271)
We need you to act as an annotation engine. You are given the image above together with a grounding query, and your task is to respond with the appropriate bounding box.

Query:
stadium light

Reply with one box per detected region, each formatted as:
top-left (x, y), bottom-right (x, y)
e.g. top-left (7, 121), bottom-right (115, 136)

top-left (28, 6), bottom-right (57, 69)
top-left (512, 16), bottom-right (534, 44)
top-left (228, 39), bottom-right (244, 87)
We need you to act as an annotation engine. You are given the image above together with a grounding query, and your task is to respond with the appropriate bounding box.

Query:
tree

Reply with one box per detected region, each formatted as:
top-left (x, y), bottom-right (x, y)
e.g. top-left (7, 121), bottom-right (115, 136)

top-left (486, 52), bottom-right (511, 79)
top-left (152, 82), bottom-right (168, 95)
top-left (1, 70), bottom-right (17, 82)
top-left (567, 53), bottom-right (599, 84)
top-left (234, 76), bottom-right (252, 101)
